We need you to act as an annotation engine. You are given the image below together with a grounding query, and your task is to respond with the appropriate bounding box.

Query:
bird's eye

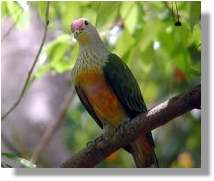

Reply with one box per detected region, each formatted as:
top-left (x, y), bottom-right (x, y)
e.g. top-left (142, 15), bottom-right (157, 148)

top-left (84, 20), bottom-right (89, 26)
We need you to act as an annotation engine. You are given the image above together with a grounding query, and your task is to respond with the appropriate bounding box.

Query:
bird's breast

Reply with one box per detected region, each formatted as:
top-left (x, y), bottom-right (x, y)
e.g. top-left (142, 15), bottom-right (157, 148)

top-left (75, 69), bottom-right (126, 127)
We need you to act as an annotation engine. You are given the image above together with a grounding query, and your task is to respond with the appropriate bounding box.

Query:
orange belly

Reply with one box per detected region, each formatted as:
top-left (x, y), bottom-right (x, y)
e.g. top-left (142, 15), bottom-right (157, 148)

top-left (75, 69), bottom-right (126, 127)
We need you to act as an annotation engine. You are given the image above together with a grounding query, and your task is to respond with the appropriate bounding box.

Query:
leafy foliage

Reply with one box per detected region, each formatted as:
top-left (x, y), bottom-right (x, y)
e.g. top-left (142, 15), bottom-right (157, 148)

top-left (1, 1), bottom-right (201, 168)
top-left (1, 1), bottom-right (30, 28)
top-left (2, 152), bottom-right (36, 168)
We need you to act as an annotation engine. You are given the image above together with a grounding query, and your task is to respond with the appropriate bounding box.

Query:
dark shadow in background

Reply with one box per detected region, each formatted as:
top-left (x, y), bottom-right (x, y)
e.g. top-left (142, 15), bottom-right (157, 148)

top-left (14, 13), bottom-right (209, 176)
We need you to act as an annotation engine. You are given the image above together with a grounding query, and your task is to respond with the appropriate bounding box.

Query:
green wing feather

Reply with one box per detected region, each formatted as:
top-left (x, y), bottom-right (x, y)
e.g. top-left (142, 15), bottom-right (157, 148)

top-left (103, 53), bottom-right (155, 148)
top-left (103, 53), bottom-right (147, 118)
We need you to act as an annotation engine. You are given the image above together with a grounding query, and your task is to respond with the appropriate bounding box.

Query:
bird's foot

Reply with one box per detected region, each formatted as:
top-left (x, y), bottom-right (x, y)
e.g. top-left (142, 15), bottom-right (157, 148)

top-left (103, 124), bottom-right (116, 143)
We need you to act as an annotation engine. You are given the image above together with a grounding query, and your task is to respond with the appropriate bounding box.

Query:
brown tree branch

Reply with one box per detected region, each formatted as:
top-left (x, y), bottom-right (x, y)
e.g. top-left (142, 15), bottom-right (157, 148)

top-left (30, 86), bottom-right (76, 164)
top-left (60, 84), bottom-right (201, 168)
top-left (1, 2), bottom-right (50, 120)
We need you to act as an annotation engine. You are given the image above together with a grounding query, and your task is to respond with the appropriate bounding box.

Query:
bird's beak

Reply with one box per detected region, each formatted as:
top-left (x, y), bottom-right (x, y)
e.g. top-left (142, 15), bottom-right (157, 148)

top-left (71, 18), bottom-right (90, 44)
top-left (73, 30), bottom-right (81, 39)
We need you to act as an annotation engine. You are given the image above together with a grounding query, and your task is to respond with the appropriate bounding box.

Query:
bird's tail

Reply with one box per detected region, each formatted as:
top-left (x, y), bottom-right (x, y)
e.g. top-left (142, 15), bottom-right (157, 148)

top-left (131, 134), bottom-right (159, 168)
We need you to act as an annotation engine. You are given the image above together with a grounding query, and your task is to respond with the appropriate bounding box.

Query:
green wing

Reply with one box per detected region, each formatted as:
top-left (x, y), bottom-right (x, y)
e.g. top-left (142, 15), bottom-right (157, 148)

top-left (103, 53), bottom-right (147, 118)
top-left (103, 53), bottom-right (155, 148)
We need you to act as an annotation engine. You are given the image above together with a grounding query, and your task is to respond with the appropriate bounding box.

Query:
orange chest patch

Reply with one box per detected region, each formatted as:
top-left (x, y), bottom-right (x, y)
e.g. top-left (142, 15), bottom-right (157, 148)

top-left (75, 69), bottom-right (125, 126)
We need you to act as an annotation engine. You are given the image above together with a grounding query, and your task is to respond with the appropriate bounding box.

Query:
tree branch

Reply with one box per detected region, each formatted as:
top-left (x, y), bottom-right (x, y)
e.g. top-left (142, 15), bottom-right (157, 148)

top-left (30, 87), bottom-right (76, 164)
top-left (60, 84), bottom-right (201, 168)
top-left (1, 2), bottom-right (50, 120)
top-left (1, 10), bottom-right (23, 42)
top-left (164, 2), bottom-right (181, 26)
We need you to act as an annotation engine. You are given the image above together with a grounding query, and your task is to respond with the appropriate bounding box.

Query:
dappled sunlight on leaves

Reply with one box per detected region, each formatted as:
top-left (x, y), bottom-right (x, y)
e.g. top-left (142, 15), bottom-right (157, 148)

top-left (1, 1), bottom-right (201, 168)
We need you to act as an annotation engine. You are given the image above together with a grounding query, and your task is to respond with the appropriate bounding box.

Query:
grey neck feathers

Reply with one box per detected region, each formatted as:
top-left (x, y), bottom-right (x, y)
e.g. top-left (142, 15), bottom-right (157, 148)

top-left (77, 34), bottom-right (109, 68)
top-left (72, 34), bottom-right (109, 81)
top-left (79, 34), bottom-right (109, 59)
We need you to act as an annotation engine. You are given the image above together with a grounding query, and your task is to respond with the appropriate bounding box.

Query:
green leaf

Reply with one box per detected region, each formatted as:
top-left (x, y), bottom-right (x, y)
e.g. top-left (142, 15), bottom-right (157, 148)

top-left (114, 29), bottom-right (134, 58)
top-left (189, 24), bottom-right (201, 48)
top-left (31, 1), bottom-right (47, 22)
top-left (1, 1), bottom-right (29, 29)
top-left (34, 34), bottom-right (77, 79)
top-left (5, 1), bottom-right (22, 20)
top-left (120, 2), bottom-right (139, 34)
top-left (139, 20), bottom-right (164, 51)
top-left (34, 64), bottom-right (51, 79)
top-left (95, 2), bottom-right (121, 28)
top-left (188, 67), bottom-right (200, 77)
top-left (2, 152), bottom-right (18, 159)
top-left (2, 152), bottom-right (36, 168)
top-left (18, 158), bottom-right (36, 168)
top-left (189, 2), bottom-right (201, 28)
top-left (57, 2), bottom-right (81, 32)
top-left (46, 35), bottom-right (71, 63)
top-left (173, 23), bottom-right (191, 48)
top-left (1, 1), bottom-right (9, 18)
top-left (173, 49), bottom-right (189, 72)
top-left (188, 44), bottom-right (201, 61)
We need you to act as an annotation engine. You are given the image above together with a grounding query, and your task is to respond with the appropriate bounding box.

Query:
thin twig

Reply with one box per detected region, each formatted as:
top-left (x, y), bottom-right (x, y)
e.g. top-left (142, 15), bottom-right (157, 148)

top-left (164, 2), bottom-right (175, 20)
top-left (60, 85), bottom-right (200, 168)
top-left (1, 2), bottom-right (50, 121)
top-left (164, 2), bottom-right (181, 26)
top-left (175, 2), bottom-right (180, 23)
top-left (1, 11), bottom-right (23, 42)
top-left (30, 87), bottom-right (76, 164)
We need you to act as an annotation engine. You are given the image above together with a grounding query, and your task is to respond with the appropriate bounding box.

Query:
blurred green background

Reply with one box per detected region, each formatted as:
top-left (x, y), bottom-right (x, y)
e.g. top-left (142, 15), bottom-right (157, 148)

top-left (1, 1), bottom-right (201, 168)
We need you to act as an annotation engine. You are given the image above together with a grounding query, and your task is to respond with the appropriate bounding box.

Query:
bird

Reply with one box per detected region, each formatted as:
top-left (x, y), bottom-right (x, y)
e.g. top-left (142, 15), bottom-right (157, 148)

top-left (70, 18), bottom-right (159, 168)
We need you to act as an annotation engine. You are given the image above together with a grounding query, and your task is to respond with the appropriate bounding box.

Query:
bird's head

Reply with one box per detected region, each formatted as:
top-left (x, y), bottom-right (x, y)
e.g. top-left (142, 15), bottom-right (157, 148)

top-left (71, 18), bottom-right (99, 46)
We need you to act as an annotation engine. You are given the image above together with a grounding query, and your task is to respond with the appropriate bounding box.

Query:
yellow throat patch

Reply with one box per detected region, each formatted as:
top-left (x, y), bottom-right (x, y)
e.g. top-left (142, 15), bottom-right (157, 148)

top-left (79, 32), bottom-right (90, 45)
